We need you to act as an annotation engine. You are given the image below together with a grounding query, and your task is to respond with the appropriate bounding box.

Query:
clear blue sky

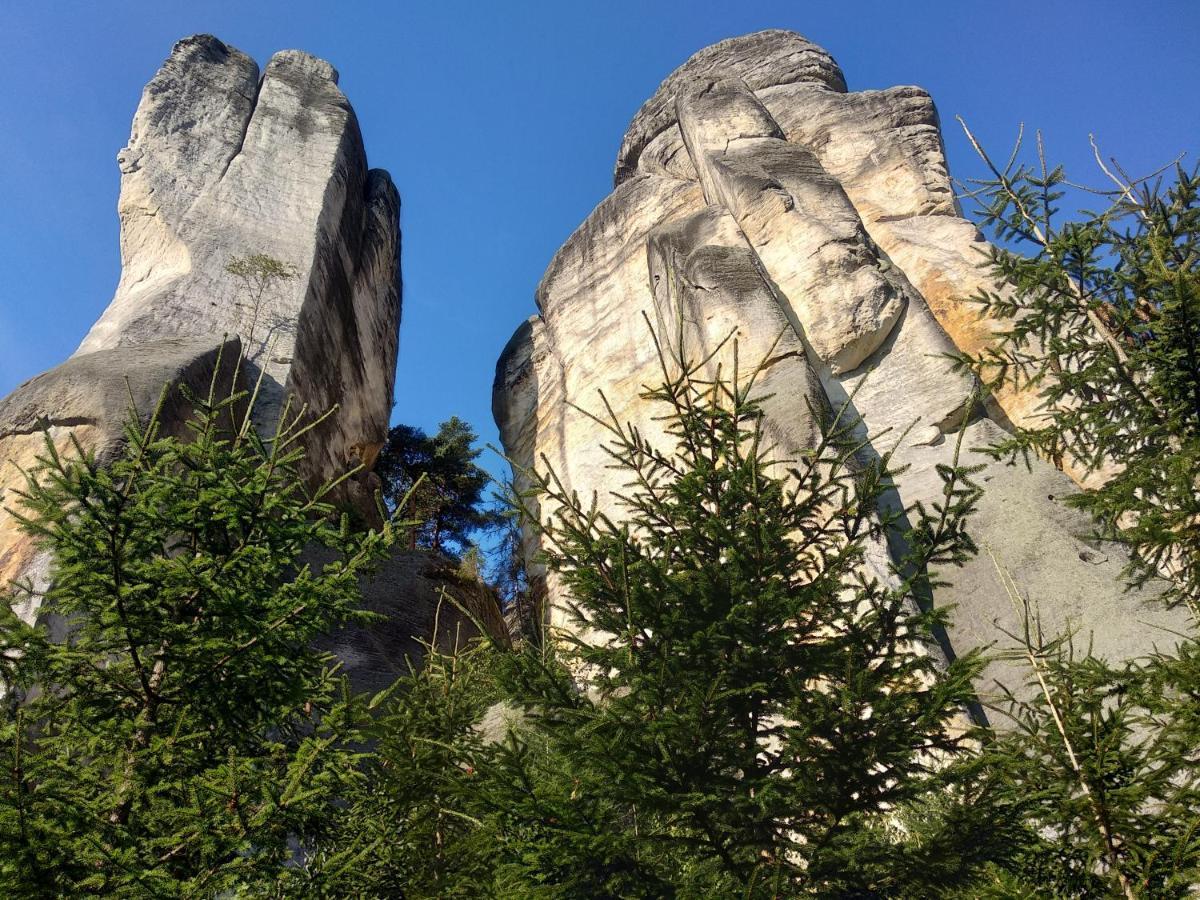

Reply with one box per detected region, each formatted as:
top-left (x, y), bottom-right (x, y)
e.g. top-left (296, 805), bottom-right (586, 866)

top-left (2, 1), bottom-right (1197, 479)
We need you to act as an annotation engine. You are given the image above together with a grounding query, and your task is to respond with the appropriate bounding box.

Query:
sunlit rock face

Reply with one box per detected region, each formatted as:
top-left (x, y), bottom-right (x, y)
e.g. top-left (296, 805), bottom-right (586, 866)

top-left (2, 34), bottom-right (400, 599)
top-left (0, 37), bottom-right (483, 678)
top-left (493, 30), bottom-right (1185, 697)
top-left (76, 34), bottom-right (402, 516)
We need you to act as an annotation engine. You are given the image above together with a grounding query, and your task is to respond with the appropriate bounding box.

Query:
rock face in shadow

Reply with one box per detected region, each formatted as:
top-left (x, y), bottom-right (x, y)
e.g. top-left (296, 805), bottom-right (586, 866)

top-left (493, 30), bottom-right (1187, 701)
top-left (313, 548), bottom-right (509, 695)
top-left (1, 37), bottom-right (502, 673)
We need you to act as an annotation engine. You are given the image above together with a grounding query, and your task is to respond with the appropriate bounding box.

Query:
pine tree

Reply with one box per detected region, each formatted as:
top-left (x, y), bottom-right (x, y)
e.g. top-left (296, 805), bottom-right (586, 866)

top-left (0, 362), bottom-right (392, 896)
top-left (376, 417), bottom-right (500, 558)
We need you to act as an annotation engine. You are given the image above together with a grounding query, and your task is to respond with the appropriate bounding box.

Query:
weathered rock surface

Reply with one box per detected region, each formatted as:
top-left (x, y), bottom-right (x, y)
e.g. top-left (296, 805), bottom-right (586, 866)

top-left (615, 30), bottom-right (847, 185)
top-left (77, 35), bottom-right (402, 515)
top-left (494, 30), bottom-right (1187, 700)
top-left (1, 37), bottom-right (497, 671)
top-left (312, 548), bottom-right (508, 695)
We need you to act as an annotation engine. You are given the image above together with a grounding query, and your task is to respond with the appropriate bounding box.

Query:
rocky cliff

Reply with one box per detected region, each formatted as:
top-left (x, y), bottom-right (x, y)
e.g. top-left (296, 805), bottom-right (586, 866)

top-left (0, 35), bottom-right (497, 680)
top-left (493, 30), bottom-right (1186, 696)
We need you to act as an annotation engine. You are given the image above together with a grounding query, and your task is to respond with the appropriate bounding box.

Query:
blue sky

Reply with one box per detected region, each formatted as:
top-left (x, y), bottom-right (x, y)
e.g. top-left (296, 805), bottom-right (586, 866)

top-left (2, 1), bottom-right (1197, 479)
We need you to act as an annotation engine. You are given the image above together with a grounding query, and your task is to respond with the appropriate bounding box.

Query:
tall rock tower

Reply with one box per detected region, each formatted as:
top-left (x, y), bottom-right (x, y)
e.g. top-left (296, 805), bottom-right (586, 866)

top-left (78, 34), bottom-right (403, 514)
top-left (493, 30), bottom-right (1186, 695)
top-left (0, 37), bottom-right (457, 672)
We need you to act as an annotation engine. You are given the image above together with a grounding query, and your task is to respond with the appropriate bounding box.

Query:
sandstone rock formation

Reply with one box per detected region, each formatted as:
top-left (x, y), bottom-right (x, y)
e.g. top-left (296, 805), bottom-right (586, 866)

top-left (1, 35), bottom-right (502, 680)
top-left (77, 35), bottom-right (402, 515)
top-left (494, 30), bottom-right (1187, 700)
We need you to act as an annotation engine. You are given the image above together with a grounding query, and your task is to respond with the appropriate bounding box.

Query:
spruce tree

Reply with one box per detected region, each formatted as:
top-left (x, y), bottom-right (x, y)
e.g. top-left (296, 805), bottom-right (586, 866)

top-left (949, 129), bottom-right (1200, 898)
top-left (955, 125), bottom-right (1200, 612)
top-left (973, 573), bottom-right (1200, 898)
top-left (481, 325), bottom-right (992, 896)
top-left (286, 640), bottom-right (503, 898)
top-left (293, 323), bottom-right (1002, 897)
top-left (0, 364), bottom-right (391, 896)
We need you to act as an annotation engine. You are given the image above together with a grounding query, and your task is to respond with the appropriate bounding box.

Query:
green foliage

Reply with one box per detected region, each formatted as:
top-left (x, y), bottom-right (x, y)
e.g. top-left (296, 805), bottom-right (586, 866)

top-left (293, 325), bottom-right (999, 897)
top-left (376, 416), bottom-right (500, 558)
top-left (224, 253), bottom-right (299, 283)
top-left (952, 128), bottom-right (1200, 898)
top-left (12, 126), bottom-right (1200, 895)
top-left (955, 125), bottom-right (1200, 613)
top-left (486, 328), bottom-right (990, 895)
top-left (286, 640), bottom-right (503, 897)
top-left (0, 371), bottom-right (391, 896)
top-left (224, 253), bottom-right (300, 355)
top-left (969, 569), bottom-right (1200, 898)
